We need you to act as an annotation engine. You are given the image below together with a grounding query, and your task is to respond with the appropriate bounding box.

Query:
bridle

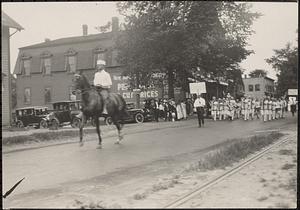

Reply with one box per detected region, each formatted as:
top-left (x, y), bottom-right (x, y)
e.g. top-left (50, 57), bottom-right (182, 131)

top-left (73, 73), bottom-right (95, 95)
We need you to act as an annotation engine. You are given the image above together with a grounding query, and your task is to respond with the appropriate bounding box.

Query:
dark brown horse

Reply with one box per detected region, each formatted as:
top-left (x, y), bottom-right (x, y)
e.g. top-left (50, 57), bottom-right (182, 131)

top-left (73, 73), bottom-right (127, 149)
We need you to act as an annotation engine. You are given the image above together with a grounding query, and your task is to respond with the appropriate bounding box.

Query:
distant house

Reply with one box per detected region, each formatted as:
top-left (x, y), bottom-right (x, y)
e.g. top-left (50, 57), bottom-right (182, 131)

top-left (13, 17), bottom-right (162, 109)
top-left (242, 75), bottom-right (275, 99)
top-left (2, 11), bottom-right (23, 126)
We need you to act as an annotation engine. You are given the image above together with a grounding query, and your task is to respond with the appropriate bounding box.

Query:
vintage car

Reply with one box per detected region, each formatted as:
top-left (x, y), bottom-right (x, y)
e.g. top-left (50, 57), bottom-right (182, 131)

top-left (47, 100), bottom-right (82, 128)
top-left (104, 102), bottom-right (153, 125)
top-left (14, 106), bottom-right (49, 128)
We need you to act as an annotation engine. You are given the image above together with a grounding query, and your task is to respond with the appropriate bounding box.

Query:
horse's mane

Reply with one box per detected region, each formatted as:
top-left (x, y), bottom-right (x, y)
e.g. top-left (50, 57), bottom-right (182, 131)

top-left (80, 73), bottom-right (91, 88)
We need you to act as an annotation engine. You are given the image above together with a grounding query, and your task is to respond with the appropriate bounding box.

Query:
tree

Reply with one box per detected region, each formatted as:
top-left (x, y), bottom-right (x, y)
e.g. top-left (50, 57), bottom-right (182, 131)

top-left (266, 43), bottom-right (298, 96)
top-left (11, 74), bottom-right (17, 109)
top-left (248, 69), bottom-right (267, 78)
top-left (116, 1), bottom-right (260, 98)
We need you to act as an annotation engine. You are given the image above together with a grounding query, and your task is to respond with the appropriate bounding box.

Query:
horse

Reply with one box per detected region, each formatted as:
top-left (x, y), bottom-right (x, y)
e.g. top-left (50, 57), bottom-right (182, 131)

top-left (73, 73), bottom-right (127, 149)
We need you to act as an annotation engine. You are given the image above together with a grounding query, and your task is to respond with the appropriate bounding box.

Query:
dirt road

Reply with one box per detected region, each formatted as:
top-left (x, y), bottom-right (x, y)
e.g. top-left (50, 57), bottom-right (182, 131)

top-left (2, 114), bottom-right (297, 208)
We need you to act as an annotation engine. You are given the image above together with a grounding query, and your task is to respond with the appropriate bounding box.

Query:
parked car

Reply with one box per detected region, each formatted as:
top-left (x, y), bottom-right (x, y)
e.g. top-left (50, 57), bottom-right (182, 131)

top-left (14, 106), bottom-right (49, 128)
top-left (47, 100), bottom-right (82, 128)
top-left (104, 102), bottom-right (153, 125)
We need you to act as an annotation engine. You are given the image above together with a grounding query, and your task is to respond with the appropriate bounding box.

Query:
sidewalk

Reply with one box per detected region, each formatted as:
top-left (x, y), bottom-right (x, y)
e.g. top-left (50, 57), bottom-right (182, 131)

top-left (181, 130), bottom-right (297, 208)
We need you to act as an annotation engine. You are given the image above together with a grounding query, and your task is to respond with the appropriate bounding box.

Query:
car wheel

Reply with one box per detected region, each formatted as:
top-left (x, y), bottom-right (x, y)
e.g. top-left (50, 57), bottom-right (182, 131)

top-left (135, 113), bottom-right (144, 123)
top-left (71, 118), bottom-right (81, 128)
top-left (16, 120), bottom-right (24, 128)
top-left (39, 119), bottom-right (48, 129)
top-left (105, 117), bottom-right (113, 126)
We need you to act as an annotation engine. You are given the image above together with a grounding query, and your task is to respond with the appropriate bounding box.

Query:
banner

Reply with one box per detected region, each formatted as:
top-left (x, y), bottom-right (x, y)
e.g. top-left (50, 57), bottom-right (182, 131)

top-left (189, 82), bottom-right (206, 95)
top-left (288, 89), bottom-right (298, 96)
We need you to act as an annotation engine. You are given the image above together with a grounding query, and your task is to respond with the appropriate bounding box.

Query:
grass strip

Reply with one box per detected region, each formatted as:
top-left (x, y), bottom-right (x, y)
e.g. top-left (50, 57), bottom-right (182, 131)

top-left (2, 129), bottom-right (97, 146)
top-left (196, 132), bottom-right (284, 171)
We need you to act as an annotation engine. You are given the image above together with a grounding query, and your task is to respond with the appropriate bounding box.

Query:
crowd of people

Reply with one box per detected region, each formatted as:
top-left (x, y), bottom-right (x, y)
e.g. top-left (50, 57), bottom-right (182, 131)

top-left (143, 94), bottom-right (297, 126)
top-left (144, 98), bottom-right (194, 122)
top-left (209, 94), bottom-right (289, 122)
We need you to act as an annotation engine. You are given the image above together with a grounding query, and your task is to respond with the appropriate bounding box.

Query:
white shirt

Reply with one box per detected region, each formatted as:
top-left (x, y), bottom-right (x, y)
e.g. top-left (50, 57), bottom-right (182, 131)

top-left (93, 70), bottom-right (112, 88)
top-left (194, 97), bottom-right (206, 108)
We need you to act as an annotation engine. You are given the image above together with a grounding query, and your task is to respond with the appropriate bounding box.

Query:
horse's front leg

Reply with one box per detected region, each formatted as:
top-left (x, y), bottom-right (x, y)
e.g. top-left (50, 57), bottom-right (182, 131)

top-left (94, 116), bottom-right (102, 149)
top-left (79, 113), bottom-right (86, 147)
top-left (112, 115), bottom-right (123, 144)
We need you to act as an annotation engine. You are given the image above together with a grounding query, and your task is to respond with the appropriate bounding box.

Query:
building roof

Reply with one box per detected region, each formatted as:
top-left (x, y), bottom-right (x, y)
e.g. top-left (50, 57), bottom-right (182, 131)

top-left (2, 11), bottom-right (24, 30)
top-left (243, 76), bottom-right (275, 82)
top-left (20, 31), bottom-right (115, 50)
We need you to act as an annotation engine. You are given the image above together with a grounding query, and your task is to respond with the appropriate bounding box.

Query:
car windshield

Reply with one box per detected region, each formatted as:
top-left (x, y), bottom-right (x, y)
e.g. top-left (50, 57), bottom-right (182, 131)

top-left (127, 103), bottom-right (135, 109)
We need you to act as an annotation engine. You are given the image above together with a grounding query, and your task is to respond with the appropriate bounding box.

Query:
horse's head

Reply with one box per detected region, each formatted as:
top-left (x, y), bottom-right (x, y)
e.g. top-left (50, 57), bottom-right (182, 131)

top-left (73, 73), bottom-right (90, 93)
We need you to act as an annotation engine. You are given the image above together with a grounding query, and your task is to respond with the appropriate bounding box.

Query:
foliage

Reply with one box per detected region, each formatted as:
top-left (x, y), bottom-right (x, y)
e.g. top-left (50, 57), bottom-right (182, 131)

top-left (249, 69), bottom-right (267, 78)
top-left (266, 42), bottom-right (298, 96)
top-left (11, 74), bottom-right (17, 109)
top-left (116, 1), bottom-right (260, 97)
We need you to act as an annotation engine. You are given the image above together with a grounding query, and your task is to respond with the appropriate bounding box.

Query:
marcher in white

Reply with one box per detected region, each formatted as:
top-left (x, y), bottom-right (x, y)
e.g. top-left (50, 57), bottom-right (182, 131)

top-left (263, 97), bottom-right (268, 122)
top-left (218, 98), bottom-right (224, 120)
top-left (244, 96), bottom-right (249, 121)
top-left (229, 96), bottom-right (236, 120)
top-left (235, 99), bottom-right (241, 119)
top-left (275, 98), bottom-right (281, 119)
top-left (241, 97), bottom-right (245, 119)
top-left (181, 100), bottom-right (187, 120)
top-left (250, 97), bottom-right (255, 120)
top-left (272, 97), bottom-right (276, 120)
top-left (93, 59), bottom-right (112, 114)
top-left (267, 96), bottom-right (273, 121)
top-left (194, 94), bottom-right (206, 127)
top-left (254, 98), bottom-right (260, 119)
top-left (211, 96), bottom-right (218, 121)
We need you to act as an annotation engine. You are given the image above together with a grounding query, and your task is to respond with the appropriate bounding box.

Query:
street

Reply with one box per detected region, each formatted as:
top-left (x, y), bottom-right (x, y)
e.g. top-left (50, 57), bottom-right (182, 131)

top-left (2, 114), bottom-right (297, 208)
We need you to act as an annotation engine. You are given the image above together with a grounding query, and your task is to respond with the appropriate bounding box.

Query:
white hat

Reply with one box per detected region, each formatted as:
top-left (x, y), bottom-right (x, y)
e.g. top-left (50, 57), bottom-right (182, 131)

top-left (97, 59), bottom-right (106, 66)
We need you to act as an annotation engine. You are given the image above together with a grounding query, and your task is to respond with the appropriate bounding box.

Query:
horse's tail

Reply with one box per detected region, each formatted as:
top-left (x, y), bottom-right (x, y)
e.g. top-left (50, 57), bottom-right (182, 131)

top-left (117, 94), bottom-right (131, 119)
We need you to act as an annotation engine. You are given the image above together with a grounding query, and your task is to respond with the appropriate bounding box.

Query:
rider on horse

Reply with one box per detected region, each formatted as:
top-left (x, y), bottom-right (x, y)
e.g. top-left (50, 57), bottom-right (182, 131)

top-left (93, 59), bottom-right (112, 114)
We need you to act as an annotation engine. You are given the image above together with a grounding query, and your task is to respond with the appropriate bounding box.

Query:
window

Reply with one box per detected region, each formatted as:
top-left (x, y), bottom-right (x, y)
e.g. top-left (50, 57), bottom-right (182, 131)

top-left (44, 87), bottom-right (51, 104)
top-left (22, 59), bottom-right (31, 76)
top-left (255, 84), bottom-right (260, 91)
top-left (41, 58), bottom-right (51, 75)
top-left (65, 56), bottom-right (77, 73)
top-left (94, 52), bottom-right (105, 67)
top-left (248, 84), bottom-right (253, 92)
top-left (24, 88), bottom-right (31, 104)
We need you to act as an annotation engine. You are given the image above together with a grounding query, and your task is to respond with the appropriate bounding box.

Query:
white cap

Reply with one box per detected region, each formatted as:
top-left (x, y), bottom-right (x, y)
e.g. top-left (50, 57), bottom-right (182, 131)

top-left (97, 59), bottom-right (106, 66)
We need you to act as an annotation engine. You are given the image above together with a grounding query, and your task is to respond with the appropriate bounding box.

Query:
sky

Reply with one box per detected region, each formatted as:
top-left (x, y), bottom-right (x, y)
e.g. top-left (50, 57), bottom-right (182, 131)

top-left (2, 2), bottom-right (298, 80)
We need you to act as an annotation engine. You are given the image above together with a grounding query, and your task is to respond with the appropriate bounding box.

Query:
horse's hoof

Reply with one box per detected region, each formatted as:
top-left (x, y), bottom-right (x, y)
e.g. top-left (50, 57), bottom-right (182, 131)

top-left (114, 141), bottom-right (120, 145)
top-left (97, 145), bottom-right (102, 149)
top-left (119, 135), bottom-right (124, 141)
top-left (79, 142), bottom-right (84, 147)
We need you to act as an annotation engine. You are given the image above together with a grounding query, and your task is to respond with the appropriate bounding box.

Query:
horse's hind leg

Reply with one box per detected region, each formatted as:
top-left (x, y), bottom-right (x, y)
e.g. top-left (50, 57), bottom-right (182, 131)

top-left (94, 116), bottom-right (102, 149)
top-left (79, 114), bottom-right (86, 147)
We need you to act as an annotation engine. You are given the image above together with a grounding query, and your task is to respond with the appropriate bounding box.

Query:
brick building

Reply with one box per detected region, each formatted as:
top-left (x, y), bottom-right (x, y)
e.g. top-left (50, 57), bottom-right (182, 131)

top-left (242, 75), bottom-right (275, 99)
top-left (13, 17), bottom-right (162, 109)
top-left (2, 11), bottom-right (23, 126)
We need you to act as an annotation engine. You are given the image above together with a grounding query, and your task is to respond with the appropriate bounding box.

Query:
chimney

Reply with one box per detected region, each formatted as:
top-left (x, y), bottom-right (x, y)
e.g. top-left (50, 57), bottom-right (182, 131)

top-left (82, 24), bottom-right (88, 36)
top-left (45, 38), bottom-right (50, 42)
top-left (112, 17), bottom-right (119, 32)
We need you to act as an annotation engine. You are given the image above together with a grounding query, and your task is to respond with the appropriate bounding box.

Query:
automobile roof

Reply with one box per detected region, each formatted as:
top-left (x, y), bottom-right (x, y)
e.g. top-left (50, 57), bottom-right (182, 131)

top-left (16, 106), bottom-right (49, 110)
top-left (52, 100), bottom-right (81, 104)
